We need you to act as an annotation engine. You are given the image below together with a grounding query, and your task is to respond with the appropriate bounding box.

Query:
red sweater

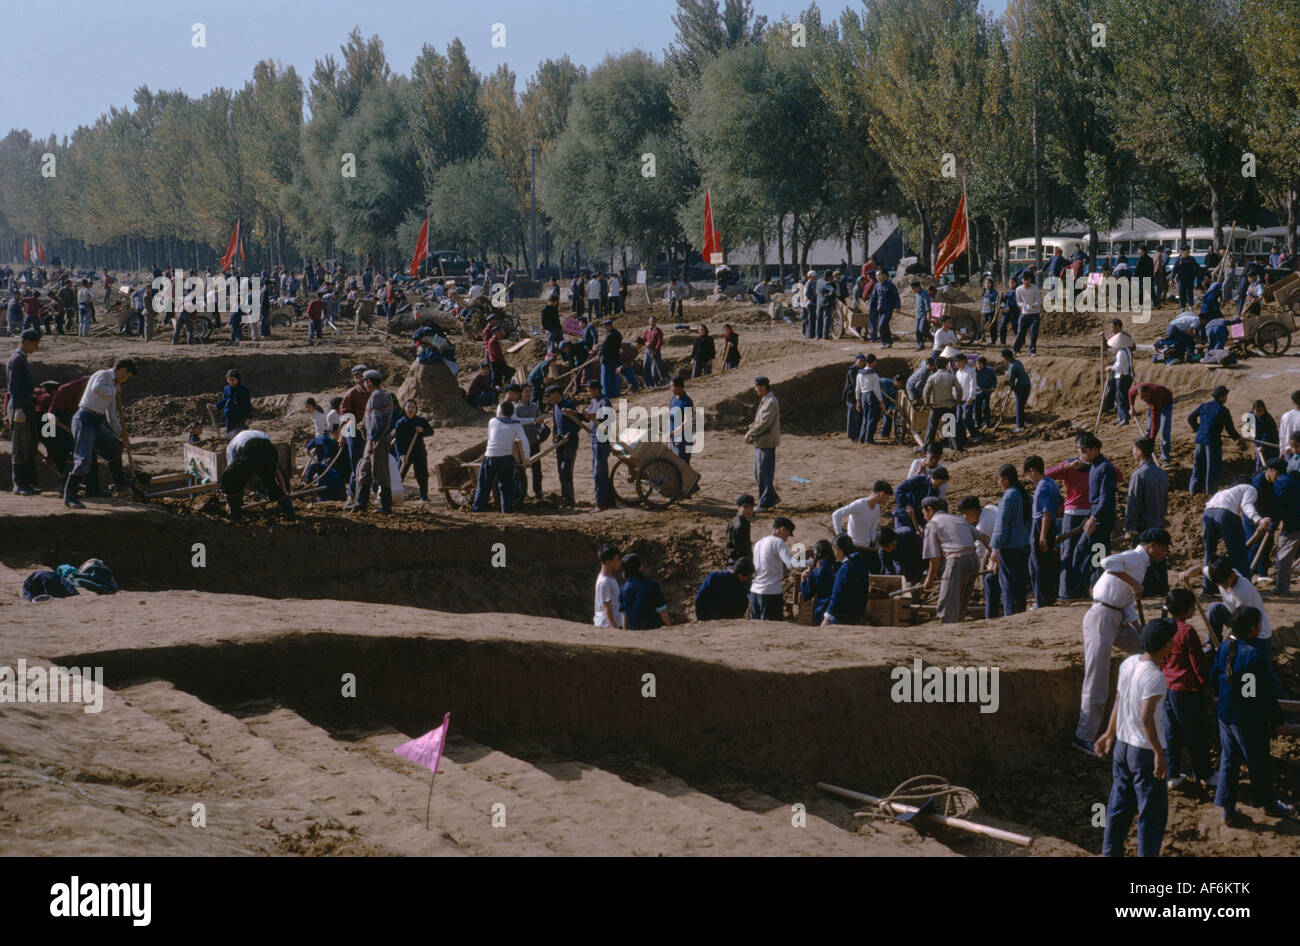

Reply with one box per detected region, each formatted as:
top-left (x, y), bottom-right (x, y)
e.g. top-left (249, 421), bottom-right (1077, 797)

top-left (1160, 619), bottom-right (1207, 692)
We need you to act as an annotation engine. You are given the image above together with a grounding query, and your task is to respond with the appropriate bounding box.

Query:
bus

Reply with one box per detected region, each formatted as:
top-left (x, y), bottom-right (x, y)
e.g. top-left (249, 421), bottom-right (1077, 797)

top-left (1006, 236), bottom-right (1088, 271)
top-left (1148, 227), bottom-right (1248, 265)
top-left (1244, 227), bottom-right (1293, 263)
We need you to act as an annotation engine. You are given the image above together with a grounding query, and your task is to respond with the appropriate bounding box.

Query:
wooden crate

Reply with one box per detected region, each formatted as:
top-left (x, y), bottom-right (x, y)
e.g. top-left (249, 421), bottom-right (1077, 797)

top-left (183, 440), bottom-right (293, 484)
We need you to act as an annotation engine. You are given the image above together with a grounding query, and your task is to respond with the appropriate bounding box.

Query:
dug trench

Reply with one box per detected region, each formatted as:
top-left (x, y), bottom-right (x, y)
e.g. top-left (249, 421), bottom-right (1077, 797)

top-left (1, 511), bottom-right (717, 621)
top-left (44, 599), bottom-right (1096, 850)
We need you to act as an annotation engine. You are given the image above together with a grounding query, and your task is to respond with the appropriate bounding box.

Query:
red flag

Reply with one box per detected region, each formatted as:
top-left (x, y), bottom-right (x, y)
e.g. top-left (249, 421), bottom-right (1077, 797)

top-left (931, 189), bottom-right (968, 278)
top-left (37, 238), bottom-right (45, 263)
top-left (219, 220), bottom-right (241, 272)
top-left (22, 236), bottom-right (29, 262)
top-left (408, 216), bottom-right (430, 277)
top-left (701, 188), bottom-right (722, 265)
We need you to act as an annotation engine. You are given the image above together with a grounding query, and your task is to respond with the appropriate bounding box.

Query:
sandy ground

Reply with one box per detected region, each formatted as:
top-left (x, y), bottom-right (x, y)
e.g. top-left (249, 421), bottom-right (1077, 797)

top-left (2, 289), bottom-right (1299, 856)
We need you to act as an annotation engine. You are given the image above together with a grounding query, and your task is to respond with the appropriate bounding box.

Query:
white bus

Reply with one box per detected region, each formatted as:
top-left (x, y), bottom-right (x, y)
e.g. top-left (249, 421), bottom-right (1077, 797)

top-left (1244, 227), bottom-right (1293, 262)
top-left (1148, 227), bottom-right (1248, 265)
top-left (1006, 235), bottom-right (1088, 270)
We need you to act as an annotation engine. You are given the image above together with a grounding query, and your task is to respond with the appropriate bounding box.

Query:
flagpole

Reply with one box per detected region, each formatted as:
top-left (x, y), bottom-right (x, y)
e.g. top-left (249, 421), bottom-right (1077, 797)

top-left (425, 770), bottom-right (437, 830)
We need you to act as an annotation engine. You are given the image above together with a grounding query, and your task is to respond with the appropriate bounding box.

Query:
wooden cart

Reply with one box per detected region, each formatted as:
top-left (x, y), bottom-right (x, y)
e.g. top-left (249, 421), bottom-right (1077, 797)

top-left (435, 431), bottom-right (572, 508)
top-left (609, 428), bottom-right (700, 508)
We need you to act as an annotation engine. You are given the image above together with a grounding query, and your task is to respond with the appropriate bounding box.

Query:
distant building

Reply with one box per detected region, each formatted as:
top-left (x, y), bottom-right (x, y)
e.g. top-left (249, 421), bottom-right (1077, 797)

top-left (727, 215), bottom-right (902, 273)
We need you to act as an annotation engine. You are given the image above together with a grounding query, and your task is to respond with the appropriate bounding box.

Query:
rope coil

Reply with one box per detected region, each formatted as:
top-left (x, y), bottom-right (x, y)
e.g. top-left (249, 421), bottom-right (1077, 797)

top-left (853, 775), bottom-right (979, 822)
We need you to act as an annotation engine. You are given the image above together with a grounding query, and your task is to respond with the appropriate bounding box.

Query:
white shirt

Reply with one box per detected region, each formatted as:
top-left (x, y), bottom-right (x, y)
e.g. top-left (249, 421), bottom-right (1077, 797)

top-left (751, 534), bottom-right (794, 595)
top-left (1205, 484), bottom-right (1260, 524)
top-left (326, 409), bottom-right (341, 431)
top-left (78, 368), bottom-right (123, 435)
top-left (1200, 567), bottom-right (1272, 639)
top-left (1280, 409), bottom-right (1300, 452)
top-left (226, 429), bottom-right (271, 464)
top-left (309, 410), bottom-right (329, 437)
top-left (907, 459), bottom-right (949, 497)
top-left (831, 497), bottom-right (883, 548)
top-left (956, 365), bottom-right (977, 402)
top-left (1109, 347), bottom-right (1133, 378)
top-left (608, 276), bottom-right (621, 295)
top-left (484, 416), bottom-right (528, 458)
top-left (854, 369), bottom-right (881, 402)
top-left (1015, 283), bottom-right (1042, 315)
top-left (77, 287), bottom-right (94, 305)
top-left (973, 505), bottom-right (998, 558)
top-left (587, 280), bottom-right (602, 300)
top-left (1090, 546), bottom-right (1150, 620)
top-left (932, 327), bottom-right (958, 351)
top-left (1114, 654), bottom-right (1167, 749)
top-left (468, 284), bottom-right (484, 301)
top-left (594, 572), bottom-right (622, 627)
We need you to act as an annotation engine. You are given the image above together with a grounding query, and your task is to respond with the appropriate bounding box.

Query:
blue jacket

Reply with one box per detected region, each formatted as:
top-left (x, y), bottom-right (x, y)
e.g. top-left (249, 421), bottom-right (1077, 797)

top-left (620, 575), bottom-right (667, 630)
top-left (394, 414), bottom-right (433, 456)
top-left (1213, 637), bottom-right (1282, 728)
top-left (215, 383), bottom-right (252, 430)
top-left (992, 487), bottom-right (1031, 550)
top-left (1187, 399), bottom-right (1239, 446)
top-left (825, 552), bottom-right (869, 623)
top-left (1272, 472), bottom-right (1300, 533)
top-left (1171, 256), bottom-right (1200, 287)
top-left (1005, 358), bottom-right (1030, 391)
top-left (800, 559), bottom-right (839, 624)
top-left (695, 570), bottom-right (749, 621)
top-left (1000, 289), bottom-right (1019, 318)
top-left (305, 432), bottom-right (338, 463)
top-left (552, 398), bottom-right (580, 444)
top-left (894, 472), bottom-right (934, 531)
top-left (1088, 456), bottom-right (1118, 523)
top-left (870, 279), bottom-right (901, 316)
top-left (5, 348), bottom-right (35, 414)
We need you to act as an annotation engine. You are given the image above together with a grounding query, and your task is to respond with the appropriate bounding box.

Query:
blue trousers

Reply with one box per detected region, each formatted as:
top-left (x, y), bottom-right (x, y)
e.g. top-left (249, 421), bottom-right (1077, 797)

top-left (914, 317), bottom-right (928, 347)
top-left (1012, 387), bottom-right (1028, 427)
top-left (1060, 509), bottom-right (1092, 597)
top-left (1103, 741), bottom-right (1167, 857)
top-left (878, 311), bottom-right (893, 346)
top-left (958, 401), bottom-right (979, 439)
top-left (79, 303), bottom-right (92, 335)
top-left (1214, 719), bottom-right (1276, 811)
top-left (816, 304), bottom-right (832, 339)
top-left (472, 454), bottom-right (516, 512)
top-left (867, 307), bottom-right (879, 341)
top-left (1029, 522), bottom-right (1057, 607)
top-left (1113, 374), bottom-right (1132, 422)
top-left (600, 364), bottom-right (621, 400)
top-left (1164, 688), bottom-right (1211, 782)
top-left (1013, 313), bottom-right (1040, 354)
top-left (1202, 509), bottom-right (1249, 593)
top-left (754, 446), bottom-right (779, 508)
top-left (1148, 403), bottom-right (1173, 460)
top-left (802, 305), bottom-right (813, 337)
top-left (859, 394), bottom-right (881, 444)
top-left (1068, 514), bottom-right (1111, 594)
top-left (619, 363), bottom-right (640, 392)
top-left (592, 440), bottom-right (613, 508)
top-left (997, 544), bottom-right (1030, 614)
top-left (748, 592), bottom-right (784, 621)
top-left (845, 403), bottom-right (863, 441)
top-left (1190, 443), bottom-right (1221, 495)
top-left (982, 570), bottom-right (1003, 619)
top-left (70, 409), bottom-right (123, 476)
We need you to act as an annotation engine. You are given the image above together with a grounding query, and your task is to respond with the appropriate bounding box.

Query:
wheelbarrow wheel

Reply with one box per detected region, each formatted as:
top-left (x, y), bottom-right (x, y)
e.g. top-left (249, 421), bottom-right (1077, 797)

top-left (1255, 322), bottom-right (1291, 357)
top-left (610, 457), bottom-right (639, 506)
top-left (829, 306), bottom-right (845, 339)
top-left (636, 459), bottom-right (683, 509)
top-left (192, 315), bottom-right (214, 341)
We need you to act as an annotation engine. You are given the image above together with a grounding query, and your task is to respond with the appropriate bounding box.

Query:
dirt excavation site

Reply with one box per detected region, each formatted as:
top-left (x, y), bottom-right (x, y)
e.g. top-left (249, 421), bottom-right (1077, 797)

top-left (2, 290), bottom-right (1299, 858)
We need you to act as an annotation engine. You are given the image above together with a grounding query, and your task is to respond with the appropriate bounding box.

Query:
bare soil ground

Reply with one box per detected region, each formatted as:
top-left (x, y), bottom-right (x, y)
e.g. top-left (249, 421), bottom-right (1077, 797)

top-left (2, 288), bottom-right (1298, 856)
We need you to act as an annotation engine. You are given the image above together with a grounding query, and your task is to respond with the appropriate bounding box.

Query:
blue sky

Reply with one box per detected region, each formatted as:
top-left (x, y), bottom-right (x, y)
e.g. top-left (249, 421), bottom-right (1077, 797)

top-left (4, 0), bottom-right (1006, 139)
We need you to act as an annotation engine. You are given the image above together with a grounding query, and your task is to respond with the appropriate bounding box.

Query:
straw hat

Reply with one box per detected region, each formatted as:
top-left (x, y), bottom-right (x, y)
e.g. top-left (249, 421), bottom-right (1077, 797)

top-left (1107, 332), bottom-right (1134, 350)
top-left (940, 344), bottom-right (962, 360)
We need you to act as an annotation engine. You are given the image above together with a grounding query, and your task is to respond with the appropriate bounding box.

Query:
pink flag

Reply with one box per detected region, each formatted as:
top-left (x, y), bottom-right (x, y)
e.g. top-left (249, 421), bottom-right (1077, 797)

top-left (393, 712), bottom-right (450, 773)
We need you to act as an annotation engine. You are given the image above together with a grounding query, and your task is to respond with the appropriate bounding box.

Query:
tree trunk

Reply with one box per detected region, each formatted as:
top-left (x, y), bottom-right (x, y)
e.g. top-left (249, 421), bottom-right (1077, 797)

top-left (916, 201), bottom-right (934, 273)
top-left (1210, 177), bottom-right (1225, 250)
top-left (776, 216), bottom-right (785, 284)
top-left (1288, 185), bottom-right (1298, 254)
top-left (845, 221), bottom-right (855, 271)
